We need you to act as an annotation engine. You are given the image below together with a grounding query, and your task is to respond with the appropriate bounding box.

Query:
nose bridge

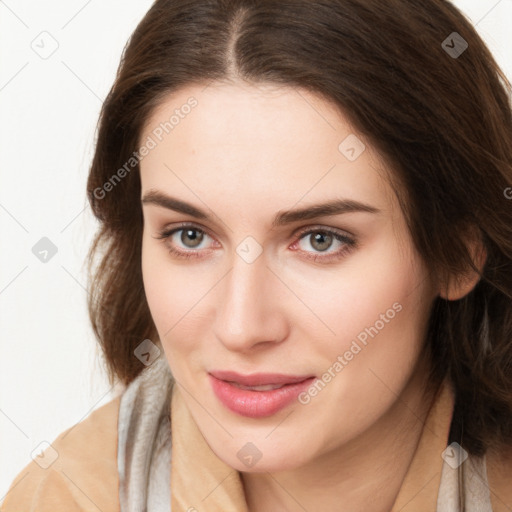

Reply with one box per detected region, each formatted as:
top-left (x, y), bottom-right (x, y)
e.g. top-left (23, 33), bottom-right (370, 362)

top-left (213, 249), bottom-right (283, 350)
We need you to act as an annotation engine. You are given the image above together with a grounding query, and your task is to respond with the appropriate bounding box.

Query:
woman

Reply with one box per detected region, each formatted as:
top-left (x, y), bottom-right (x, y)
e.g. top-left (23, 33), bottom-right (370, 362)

top-left (3, 0), bottom-right (512, 510)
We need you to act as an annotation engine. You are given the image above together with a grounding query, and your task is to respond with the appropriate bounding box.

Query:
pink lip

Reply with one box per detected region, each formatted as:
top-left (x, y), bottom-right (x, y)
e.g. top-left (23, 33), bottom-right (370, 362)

top-left (209, 371), bottom-right (316, 418)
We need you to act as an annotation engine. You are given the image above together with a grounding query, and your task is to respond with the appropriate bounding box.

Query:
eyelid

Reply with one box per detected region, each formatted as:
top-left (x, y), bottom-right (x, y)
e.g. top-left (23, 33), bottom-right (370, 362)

top-left (293, 223), bottom-right (355, 239)
top-left (154, 221), bottom-right (216, 241)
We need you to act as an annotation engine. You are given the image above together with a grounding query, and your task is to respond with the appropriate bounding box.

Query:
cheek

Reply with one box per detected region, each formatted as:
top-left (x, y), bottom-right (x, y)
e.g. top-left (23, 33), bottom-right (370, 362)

top-left (297, 266), bottom-right (432, 452)
top-left (141, 238), bottom-right (166, 322)
top-left (141, 235), bottom-right (215, 346)
top-left (289, 241), bottom-right (421, 347)
top-left (306, 242), bottom-right (431, 387)
top-left (141, 236), bottom-right (182, 336)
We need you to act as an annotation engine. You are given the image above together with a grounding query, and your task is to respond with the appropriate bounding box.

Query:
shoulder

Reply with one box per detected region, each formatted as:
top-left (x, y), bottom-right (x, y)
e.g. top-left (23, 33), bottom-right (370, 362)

top-left (486, 445), bottom-right (512, 512)
top-left (1, 394), bottom-right (122, 512)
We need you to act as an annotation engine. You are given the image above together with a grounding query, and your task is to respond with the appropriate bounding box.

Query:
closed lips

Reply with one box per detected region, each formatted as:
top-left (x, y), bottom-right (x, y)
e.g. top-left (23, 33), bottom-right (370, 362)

top-left (208, 372), bottom-right (317, 418)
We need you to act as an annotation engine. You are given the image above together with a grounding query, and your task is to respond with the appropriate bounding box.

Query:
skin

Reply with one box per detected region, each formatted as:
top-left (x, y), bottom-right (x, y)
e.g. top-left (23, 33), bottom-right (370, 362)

top-left (139, 81), bottom-right (481, 511)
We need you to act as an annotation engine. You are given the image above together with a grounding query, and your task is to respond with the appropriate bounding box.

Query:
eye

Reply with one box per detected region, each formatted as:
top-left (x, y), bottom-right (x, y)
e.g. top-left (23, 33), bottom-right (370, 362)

top-left (290, 227), bottom-right (356, 262)
top-left (153, 223), bottom-right (216, 260)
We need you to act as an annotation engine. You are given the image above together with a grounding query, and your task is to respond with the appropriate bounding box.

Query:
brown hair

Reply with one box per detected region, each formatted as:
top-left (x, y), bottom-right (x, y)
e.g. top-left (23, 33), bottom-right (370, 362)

top-left (86, 0), bottom-right (512, 457)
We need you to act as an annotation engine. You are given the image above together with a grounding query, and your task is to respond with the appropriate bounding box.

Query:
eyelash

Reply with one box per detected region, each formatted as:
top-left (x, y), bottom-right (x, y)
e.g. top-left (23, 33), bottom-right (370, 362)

top-left (153, 222), bottom-right (357, 263)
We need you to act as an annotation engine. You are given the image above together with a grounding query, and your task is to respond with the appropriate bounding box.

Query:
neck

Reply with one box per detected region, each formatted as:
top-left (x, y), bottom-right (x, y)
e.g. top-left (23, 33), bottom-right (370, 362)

top-left (241, 357), bottom-right (438, 512)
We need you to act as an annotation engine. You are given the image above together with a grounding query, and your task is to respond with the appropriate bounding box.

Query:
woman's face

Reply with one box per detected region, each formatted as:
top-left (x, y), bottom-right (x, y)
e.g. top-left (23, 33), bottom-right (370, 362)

top-left (140, 81), bottom-right (438, 472)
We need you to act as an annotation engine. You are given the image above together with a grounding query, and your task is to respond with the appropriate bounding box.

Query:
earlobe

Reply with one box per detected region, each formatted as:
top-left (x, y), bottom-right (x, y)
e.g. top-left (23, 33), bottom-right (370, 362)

top-left (438, 232), bottom-right (487, 301)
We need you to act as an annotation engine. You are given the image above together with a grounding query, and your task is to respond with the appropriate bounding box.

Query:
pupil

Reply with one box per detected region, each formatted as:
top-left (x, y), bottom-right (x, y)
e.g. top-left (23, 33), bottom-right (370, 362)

top-left (181, 229), bottom-right (203, 248)
top-left (311, 232), bottom-right (332, 252)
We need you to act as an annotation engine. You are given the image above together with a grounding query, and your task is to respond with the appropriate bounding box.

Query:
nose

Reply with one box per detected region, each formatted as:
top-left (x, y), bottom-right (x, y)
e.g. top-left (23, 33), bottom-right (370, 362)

top-left (212, 251), bottom-right (289, 353)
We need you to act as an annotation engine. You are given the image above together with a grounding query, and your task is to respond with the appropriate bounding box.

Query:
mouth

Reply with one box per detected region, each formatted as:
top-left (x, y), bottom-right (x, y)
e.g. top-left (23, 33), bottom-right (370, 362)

top-left (229, 382), bottom-right (290, 391)
top-left (208, 370), bottom-right (316, 418)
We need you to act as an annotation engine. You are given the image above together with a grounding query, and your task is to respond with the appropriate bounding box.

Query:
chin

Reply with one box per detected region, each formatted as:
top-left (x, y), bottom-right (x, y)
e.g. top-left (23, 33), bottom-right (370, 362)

top-left (209, 438), bottom-right (312, 474)
top-left (231, 456), bottom-right (303, 474)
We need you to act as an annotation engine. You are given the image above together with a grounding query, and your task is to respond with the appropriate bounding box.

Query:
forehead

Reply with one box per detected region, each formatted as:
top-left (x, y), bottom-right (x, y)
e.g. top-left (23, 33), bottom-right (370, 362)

top-left (139, 81), bottom-right (396, 217)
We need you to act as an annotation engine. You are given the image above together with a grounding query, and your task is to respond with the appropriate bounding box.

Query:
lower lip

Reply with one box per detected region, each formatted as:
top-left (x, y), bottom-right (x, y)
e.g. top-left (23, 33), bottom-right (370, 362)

top-left (209, 375), bottom-right (316, 418)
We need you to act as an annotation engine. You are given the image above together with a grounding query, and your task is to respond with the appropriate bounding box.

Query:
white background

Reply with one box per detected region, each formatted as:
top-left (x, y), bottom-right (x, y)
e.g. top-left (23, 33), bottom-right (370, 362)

top-left (1, 0), bottom-right (511, 502)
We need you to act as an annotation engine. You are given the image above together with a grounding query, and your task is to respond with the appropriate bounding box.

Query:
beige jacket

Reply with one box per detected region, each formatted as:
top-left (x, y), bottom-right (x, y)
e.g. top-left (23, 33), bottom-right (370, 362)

top-left (2, 361), bottom-right (512, 511)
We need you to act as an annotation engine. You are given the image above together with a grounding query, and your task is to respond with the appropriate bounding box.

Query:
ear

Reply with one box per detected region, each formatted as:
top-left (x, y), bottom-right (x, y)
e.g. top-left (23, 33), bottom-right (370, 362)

top-left (438, 228), bottom-right (487, 301)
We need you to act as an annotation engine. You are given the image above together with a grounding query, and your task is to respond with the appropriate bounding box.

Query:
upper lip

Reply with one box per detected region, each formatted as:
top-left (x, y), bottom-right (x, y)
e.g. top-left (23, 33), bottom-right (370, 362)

top-left (209, 370), bottom-right (314, 386)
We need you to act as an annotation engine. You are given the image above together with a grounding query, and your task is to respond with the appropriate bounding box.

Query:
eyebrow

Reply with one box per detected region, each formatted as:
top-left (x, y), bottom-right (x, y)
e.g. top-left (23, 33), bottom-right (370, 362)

top-left (141, 190), bottom-right (381, 228)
